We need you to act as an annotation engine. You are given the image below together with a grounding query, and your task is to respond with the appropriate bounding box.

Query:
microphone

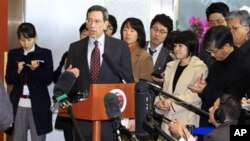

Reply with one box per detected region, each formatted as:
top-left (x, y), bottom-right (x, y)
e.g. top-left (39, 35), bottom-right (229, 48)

top-left (104, 92), bottom-right (121, 119)
top-left (134, 80), bottom-right (175, 141)
top-left (143, 79), bottom-right (209, 118)
top-left (102, 53), bottom-right (127, 84)
top-left (104, 92), bottom-right (132, 140)
top-left (52, 71), bottom-right (77, 109)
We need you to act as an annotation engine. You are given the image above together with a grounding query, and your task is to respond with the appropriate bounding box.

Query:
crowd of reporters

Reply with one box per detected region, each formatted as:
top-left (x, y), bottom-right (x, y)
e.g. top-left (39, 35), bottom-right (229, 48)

top-left (1, 2), bottom-right (250, 141)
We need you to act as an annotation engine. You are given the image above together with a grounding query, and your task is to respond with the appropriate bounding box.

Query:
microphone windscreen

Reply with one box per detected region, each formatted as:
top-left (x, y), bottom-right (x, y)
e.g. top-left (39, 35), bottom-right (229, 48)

top-left (135, 80), bottom-right (150, 140)
top-left (53, 71), bottom-right (76, 96)
top-left (102, 53), bottom-right (119, 75)
top-left (104, 92), bottom-right (121, 119)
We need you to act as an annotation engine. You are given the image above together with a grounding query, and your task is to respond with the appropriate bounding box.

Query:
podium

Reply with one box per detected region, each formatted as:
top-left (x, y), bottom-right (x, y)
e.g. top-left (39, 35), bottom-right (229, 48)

top-left (59, 83), bottom-right (135, 141)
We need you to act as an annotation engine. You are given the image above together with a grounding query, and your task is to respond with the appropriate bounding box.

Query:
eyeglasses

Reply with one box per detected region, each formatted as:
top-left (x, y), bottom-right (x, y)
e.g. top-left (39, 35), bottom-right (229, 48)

top-left (107, 25), bottom-right (113, 30)
top-left (205, 48), bottom-right (220, 54)
top-left (227, 25), bottom-right (243, 32)
top-left (151, 27), bottom-right (168, 35)
top-left (86, 19), bottom-right (104, 25)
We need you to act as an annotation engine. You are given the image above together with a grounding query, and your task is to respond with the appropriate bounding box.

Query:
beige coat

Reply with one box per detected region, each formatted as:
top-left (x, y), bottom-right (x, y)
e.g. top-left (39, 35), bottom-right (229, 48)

top-left (155, 56), bottom-right (208, 140)
top-left (131, 46), bottom-right (153, 83)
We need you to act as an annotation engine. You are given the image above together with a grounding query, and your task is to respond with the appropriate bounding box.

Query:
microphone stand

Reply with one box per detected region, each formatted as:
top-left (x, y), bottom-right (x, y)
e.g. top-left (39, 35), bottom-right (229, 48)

top-left (144, 110), bottom-right (175, 141)
top-left (112, 118), bottom-right (122, 141)
top-left (61, 101), bottom-right (84, 141)
top-left (112, 117), bottom-right (133, 141)
top-left (145, 81), bottom-right (209, 118)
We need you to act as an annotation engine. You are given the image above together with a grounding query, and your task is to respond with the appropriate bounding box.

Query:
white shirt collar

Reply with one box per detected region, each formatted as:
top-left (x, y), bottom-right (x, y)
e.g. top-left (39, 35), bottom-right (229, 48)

top-left (23, 45), bottom-right (35, 55)
top-left (89, 33), bottom-right (105, 47)
top-left (147, 42), bottom-right (163, 52)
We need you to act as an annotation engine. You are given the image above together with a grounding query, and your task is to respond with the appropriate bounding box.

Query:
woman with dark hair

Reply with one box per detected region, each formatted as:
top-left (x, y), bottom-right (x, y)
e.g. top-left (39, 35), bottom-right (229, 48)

top-left (121, 17), bottom-right (153, 83)
top-left (5, 22), bottom-right (53, 141)
top-left (120, 18), bottom-right (153, 132)
top-left (154, 30), bottom-right (208, 140)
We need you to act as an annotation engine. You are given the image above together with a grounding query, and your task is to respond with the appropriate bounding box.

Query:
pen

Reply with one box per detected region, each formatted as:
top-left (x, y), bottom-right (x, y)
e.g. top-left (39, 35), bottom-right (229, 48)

top-left (199, 73), bottom-right (203, 83)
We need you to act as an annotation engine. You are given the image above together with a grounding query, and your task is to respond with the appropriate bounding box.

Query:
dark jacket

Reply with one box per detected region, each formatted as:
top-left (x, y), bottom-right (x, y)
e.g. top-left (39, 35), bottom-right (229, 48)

top-left (204, 120), bottom-right (238, 141)
top-left (0, 80), bottom-right (13, 131)
top-left (5, 45), bottom-right (53, 135)
top-left (200, 47), bottom-right (249, 127)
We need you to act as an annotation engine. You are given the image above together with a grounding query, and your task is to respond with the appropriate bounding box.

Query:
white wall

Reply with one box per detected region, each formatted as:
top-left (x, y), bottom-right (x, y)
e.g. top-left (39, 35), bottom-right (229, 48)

top-left (24, 0), bottom-right (174, 140)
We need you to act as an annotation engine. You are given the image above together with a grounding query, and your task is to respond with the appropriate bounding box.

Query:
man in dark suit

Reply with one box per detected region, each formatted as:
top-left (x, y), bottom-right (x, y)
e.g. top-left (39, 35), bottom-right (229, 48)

top-left (5, 22), bottom-right (53, 141)
top-left (66, 5), bottom-right (134, 141)
top-left (144, 14), bottom-right (174, 85)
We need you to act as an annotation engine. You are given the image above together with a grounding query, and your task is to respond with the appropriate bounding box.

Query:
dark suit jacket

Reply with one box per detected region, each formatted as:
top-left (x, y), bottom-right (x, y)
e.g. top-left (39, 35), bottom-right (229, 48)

top-left (66, 35), bottom-right (134, 92)
top-left (204, 120), bottom-right (237, 141)
top-left (144, 42), bottom-right (172, 76)
top-left (5, 45), bottom-right (53, 135)
top-left (66, 35), bottom-right (134, 139)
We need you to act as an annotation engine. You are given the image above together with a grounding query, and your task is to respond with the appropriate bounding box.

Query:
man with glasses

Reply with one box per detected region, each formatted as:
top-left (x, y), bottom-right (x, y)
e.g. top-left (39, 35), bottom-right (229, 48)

top-left (226, 10), bottom-right (250, 52)
top-left (189, 25), bottom-right (249, 128)
top-left (66, 5), bottom-right (134, 141)
top-left (226, 10), bottom-right (250, 125)
top-left (144, 14), bottom-right (174, 85)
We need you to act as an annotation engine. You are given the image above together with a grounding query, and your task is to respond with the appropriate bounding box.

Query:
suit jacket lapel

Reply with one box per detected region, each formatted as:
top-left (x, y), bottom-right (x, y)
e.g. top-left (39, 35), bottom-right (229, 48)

top-left (154, 46), bottom-right (167, 70)
top-left (82, 39), bottom-right (91, 82)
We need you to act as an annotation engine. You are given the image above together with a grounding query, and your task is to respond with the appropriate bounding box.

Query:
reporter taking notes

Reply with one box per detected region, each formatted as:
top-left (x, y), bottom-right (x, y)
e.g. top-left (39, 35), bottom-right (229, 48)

top-left (154, 31), bottom-right (208, 140)
top-left (5, 22), bottom-right (53, 141)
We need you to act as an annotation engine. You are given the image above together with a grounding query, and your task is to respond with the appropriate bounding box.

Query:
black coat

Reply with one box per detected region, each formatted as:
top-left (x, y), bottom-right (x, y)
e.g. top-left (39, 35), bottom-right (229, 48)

top-left (200, 47), bottom-right (249, 126)
top-left (5, 45), bottom-right (53, 135)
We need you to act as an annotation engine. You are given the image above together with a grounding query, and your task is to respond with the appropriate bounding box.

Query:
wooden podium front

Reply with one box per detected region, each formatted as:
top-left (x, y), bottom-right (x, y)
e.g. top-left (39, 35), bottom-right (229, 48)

top-left (59, 83), bottom-right (135, 141)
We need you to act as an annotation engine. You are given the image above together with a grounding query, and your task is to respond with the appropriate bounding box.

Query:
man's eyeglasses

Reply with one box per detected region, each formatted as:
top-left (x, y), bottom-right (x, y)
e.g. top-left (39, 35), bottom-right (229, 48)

top-left (228, 25), bottom-right (244, 32)
top-left (205, 48), bottom-right (220, 54)
top-left (151, 27), bottom-right (168, 35)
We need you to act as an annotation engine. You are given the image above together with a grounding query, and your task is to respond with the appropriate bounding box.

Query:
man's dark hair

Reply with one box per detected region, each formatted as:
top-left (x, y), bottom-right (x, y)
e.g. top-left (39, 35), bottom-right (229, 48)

top-left (206, 2), bottom-right (229, 20)
top-left (220, 94), bottom-right (242, 121)
top-left (150, 14), bottom-right (173, 33)
top-left (202, 25), bottom-right (233, 50)
top-left (79, 22), bottom-right (87, 34)
top-left (86, 5), bottom-right (109, 21)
